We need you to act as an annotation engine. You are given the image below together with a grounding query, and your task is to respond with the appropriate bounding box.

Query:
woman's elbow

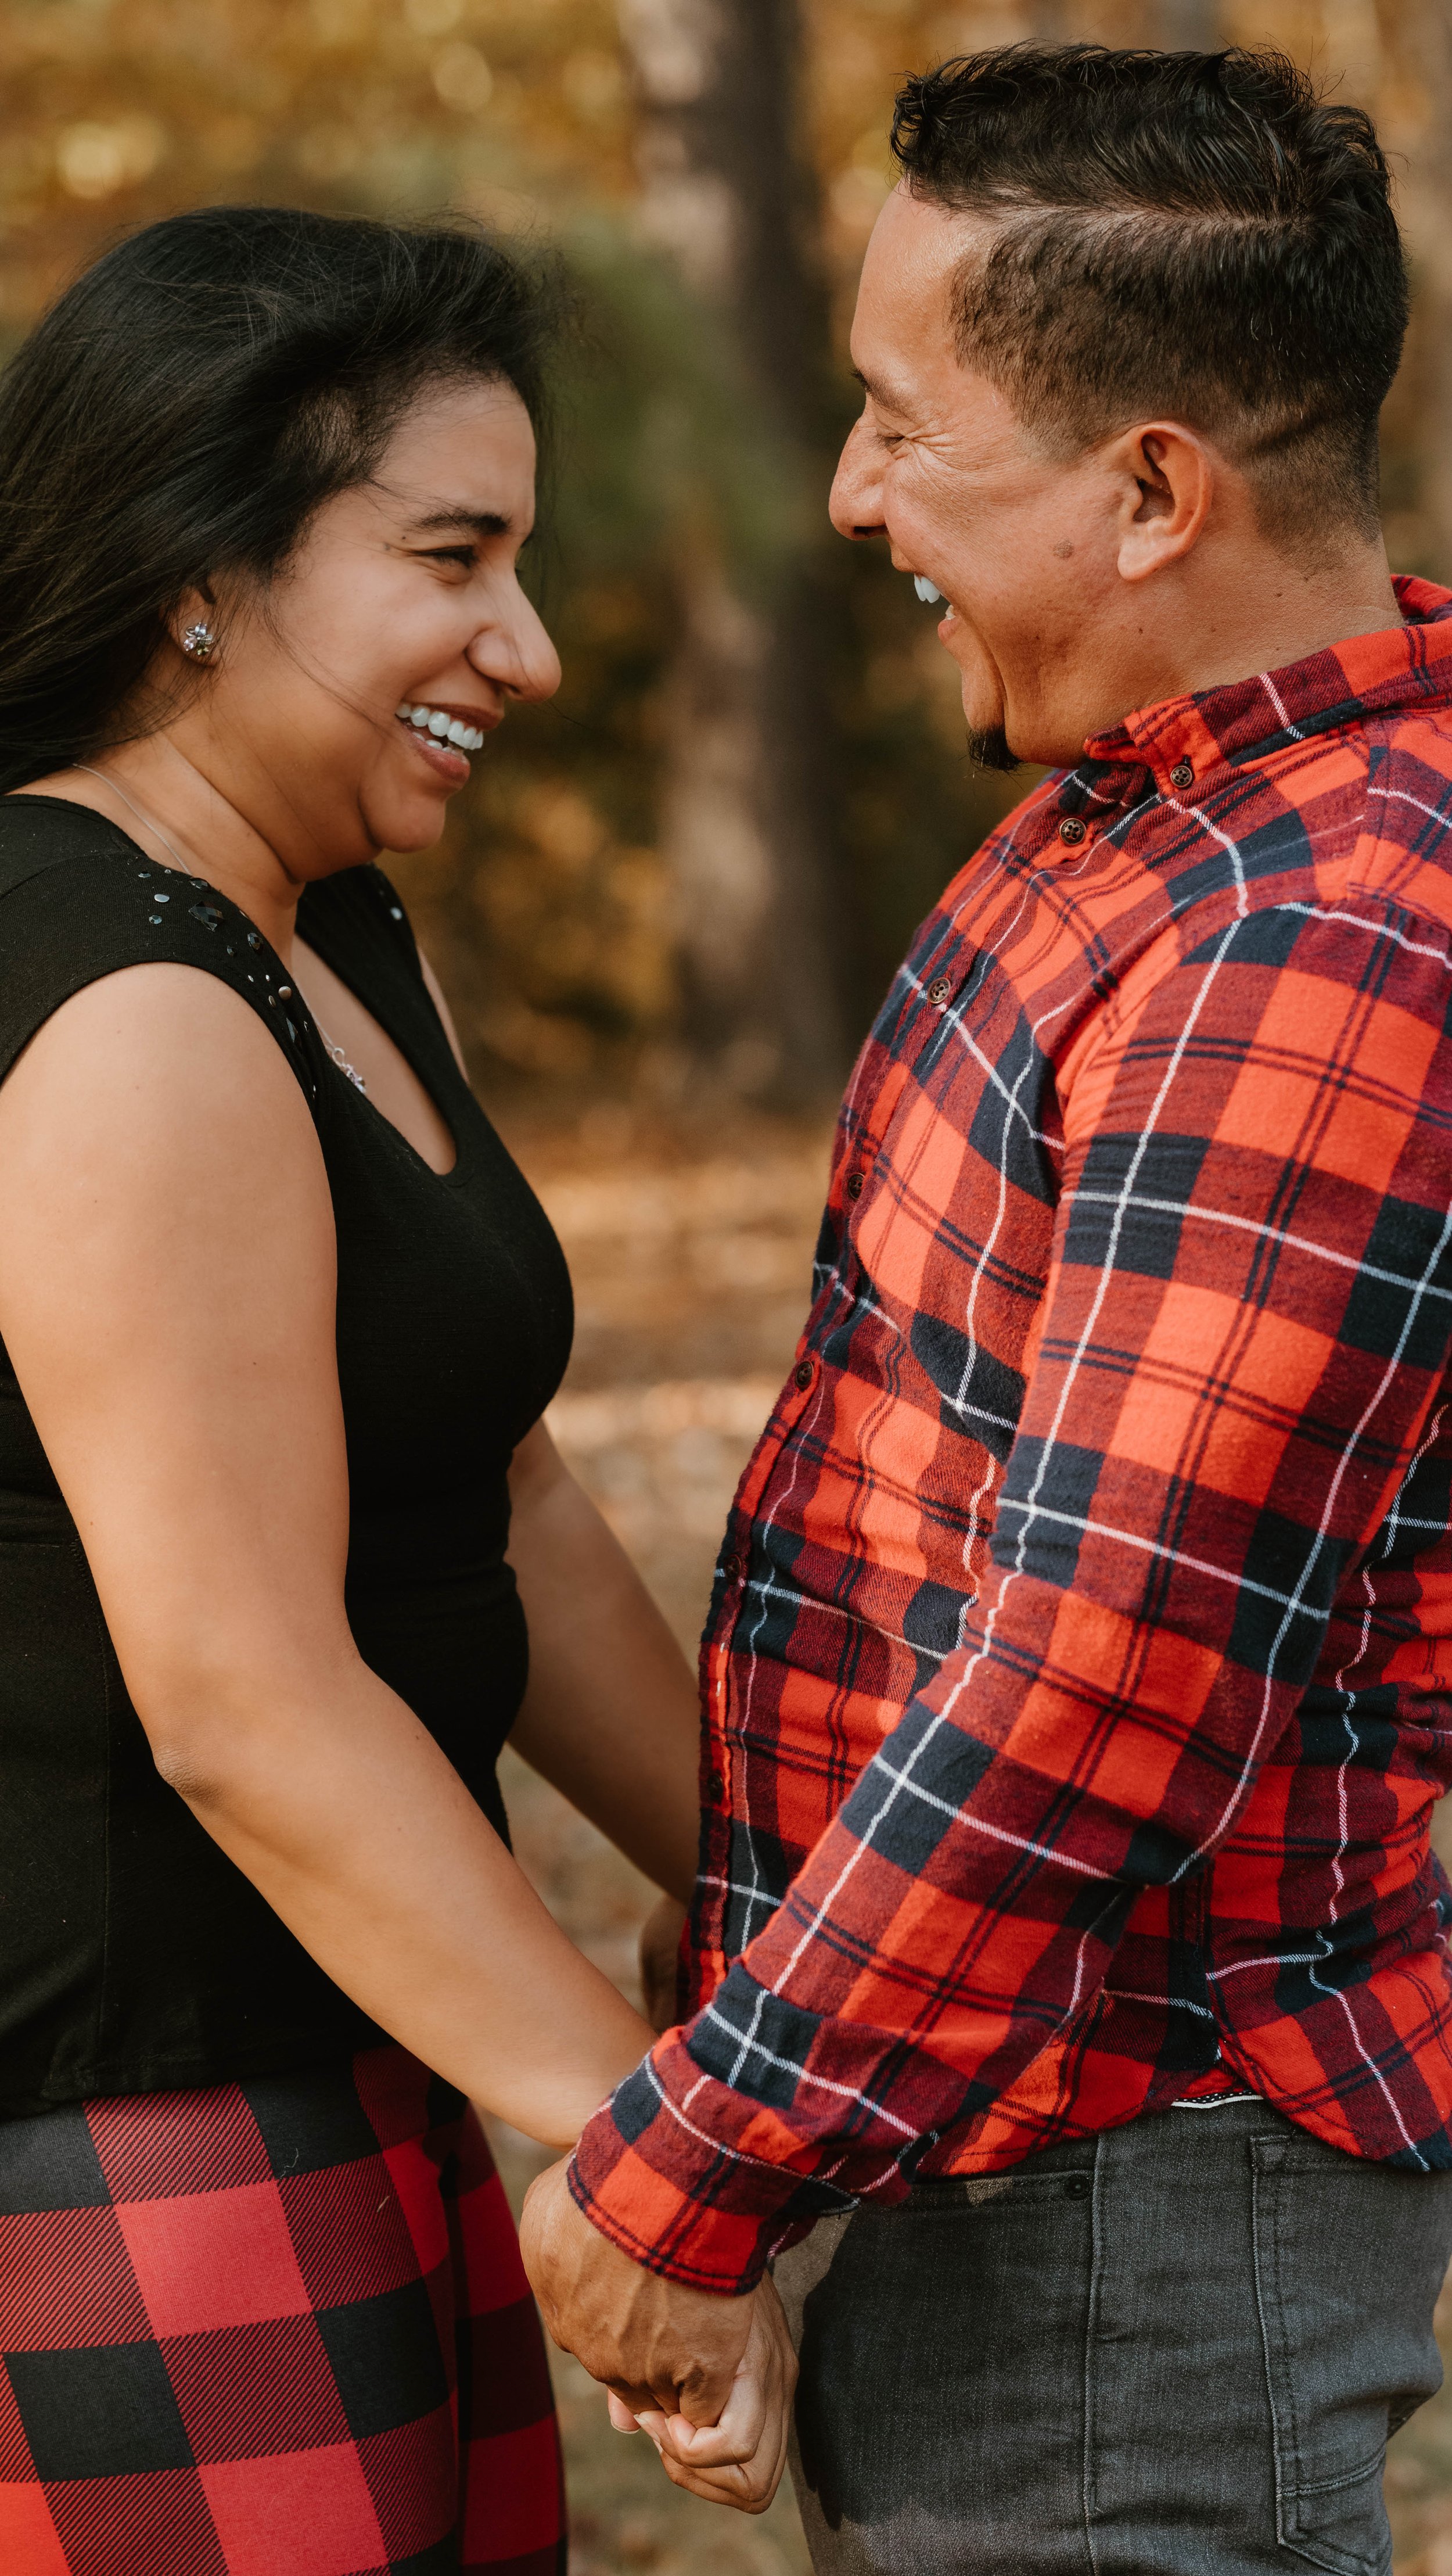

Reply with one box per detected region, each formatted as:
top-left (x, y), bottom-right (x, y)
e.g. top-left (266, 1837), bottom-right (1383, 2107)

top-left (127, 1648), bottom-right (296, 1809)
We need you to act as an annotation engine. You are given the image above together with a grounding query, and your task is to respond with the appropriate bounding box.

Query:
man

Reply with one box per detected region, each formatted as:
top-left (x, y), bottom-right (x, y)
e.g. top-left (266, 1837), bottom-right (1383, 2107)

top-left (524, 43), bottom-right (1452, 2571)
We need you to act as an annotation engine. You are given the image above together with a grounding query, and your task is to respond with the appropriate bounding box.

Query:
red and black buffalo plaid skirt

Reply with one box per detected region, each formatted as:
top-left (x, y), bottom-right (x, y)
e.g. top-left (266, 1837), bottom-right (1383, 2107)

top-left (0, 2045), bottom-right (566, 2574)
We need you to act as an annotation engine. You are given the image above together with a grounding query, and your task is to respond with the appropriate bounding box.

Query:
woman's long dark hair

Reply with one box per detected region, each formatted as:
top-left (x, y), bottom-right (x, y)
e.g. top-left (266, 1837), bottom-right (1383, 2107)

top-left (0, 205), bottom-right (562, 792)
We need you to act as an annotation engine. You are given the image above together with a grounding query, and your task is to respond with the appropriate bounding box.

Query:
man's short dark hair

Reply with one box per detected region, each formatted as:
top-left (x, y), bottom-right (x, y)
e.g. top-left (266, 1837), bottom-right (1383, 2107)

top-left (890, 46), bottom-right (1406, 546)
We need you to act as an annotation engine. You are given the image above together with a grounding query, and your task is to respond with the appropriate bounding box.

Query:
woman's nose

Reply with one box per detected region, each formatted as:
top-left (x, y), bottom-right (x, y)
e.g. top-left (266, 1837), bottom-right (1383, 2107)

top-left (470, 587), bottom-right (562, 705)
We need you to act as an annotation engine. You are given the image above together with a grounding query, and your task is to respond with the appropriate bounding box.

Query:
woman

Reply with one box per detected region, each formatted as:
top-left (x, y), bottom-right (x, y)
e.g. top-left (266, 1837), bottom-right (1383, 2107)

top-left (0, 206), bottom-right (703, 2572)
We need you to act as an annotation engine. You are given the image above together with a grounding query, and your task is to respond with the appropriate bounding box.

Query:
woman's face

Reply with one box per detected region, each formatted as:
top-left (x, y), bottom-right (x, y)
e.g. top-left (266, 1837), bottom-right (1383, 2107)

top-left (171, 376), bottom-right (561, 877)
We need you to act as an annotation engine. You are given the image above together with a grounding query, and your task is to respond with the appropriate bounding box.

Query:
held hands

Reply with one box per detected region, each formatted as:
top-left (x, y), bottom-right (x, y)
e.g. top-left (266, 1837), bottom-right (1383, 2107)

top-left (603, 2281), bottom-right (796, 2510)
top-left (519, 2153), bottom-right (796, 2514)
top-left (518, 1897), bottom-right (796, 2509)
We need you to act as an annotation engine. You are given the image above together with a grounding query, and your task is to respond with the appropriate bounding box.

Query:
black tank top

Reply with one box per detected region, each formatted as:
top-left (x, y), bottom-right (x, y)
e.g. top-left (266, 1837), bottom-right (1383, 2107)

top-left (0, 796), bottom-right (573, 2115)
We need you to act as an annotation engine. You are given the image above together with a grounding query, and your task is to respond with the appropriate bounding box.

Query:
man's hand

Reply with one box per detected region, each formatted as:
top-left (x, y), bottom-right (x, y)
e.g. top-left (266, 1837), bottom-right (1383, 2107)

top-left (638, 1892), bottom-right (688, 2033)
top-left (520, 2154), bottom-right (796, 2512)
top-left (521, 2152), bottom-right (753, 2419)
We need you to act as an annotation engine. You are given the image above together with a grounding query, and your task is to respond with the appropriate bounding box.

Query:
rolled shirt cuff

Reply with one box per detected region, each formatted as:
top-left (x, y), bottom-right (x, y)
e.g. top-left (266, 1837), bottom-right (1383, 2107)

top-left (565, 2027), bottom-right (902, 2297)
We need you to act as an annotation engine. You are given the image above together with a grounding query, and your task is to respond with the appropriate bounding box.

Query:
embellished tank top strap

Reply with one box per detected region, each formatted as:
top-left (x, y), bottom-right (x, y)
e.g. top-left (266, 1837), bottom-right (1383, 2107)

top-left (0, 795), bottom-right (325, 1113)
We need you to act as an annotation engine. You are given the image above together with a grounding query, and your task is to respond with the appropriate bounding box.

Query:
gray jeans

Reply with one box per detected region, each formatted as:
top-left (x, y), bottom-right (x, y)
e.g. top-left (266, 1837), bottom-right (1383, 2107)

top-left (772, 2101), bottom-right (1452, 2576)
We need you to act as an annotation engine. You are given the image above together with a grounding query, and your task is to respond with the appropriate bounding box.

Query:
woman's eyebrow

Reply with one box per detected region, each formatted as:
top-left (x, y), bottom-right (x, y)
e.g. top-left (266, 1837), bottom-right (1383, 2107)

top-left (403, 504), bottom-right (514, 539)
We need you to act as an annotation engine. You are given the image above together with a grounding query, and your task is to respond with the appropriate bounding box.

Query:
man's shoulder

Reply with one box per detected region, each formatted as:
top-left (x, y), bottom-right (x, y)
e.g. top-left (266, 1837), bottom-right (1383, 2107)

top-left (900, 703), bottom-right (1452, 1008)
top-left (1349, 699), bottom-right (1452, 925)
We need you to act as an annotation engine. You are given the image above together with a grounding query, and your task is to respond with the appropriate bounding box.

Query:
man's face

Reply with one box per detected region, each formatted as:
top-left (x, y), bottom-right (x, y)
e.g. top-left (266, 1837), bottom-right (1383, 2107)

top-left (831, 186), bottom-right (1127, 770)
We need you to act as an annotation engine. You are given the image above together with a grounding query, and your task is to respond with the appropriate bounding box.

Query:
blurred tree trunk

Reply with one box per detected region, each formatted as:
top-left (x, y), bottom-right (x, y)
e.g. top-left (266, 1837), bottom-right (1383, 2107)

top-left (1379, 0), bottom-right (1452, 584)
top-left (1155, 0), bottom-right (1221, 42)
top-left (617, 0), bottom-right (847, 1099)
top-left (1026, 3), bottom-right (1223, 48)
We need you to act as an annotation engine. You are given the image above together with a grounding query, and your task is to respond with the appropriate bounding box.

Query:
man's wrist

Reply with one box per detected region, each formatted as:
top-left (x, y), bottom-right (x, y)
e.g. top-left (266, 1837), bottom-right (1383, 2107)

top-left (567, 2073), bottom-right (808, 2297)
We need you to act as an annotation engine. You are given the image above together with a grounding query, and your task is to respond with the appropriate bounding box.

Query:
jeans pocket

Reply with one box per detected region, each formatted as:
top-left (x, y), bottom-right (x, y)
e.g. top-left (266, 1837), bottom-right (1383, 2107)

top-left (1272, 2446), bottom-right (1391, 2576)
top-left (1250, 2131), bottom-right (1452, 2576)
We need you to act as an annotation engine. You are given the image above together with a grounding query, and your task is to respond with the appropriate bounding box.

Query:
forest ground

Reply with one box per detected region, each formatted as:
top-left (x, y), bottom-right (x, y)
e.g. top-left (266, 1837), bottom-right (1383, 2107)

top-left (488, 1100), bottom-right (1452, 2576)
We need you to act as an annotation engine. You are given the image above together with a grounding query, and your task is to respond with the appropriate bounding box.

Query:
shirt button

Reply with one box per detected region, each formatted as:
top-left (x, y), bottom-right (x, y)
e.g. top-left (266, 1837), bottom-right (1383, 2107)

top-left (1064, 2173), bottom-right (1091, 2201)
top-left (845, 1169), bottom-right (865, 1200)
top-left (793, 1358), bottom-right (817, 1392)
top-left (1058, 816), bottom-right (1087, 845)
top-left (927, 975), bottom-right (954, 1006)
top-left (1169, 758), bottom-right (1194, 788)
top-left (721, 1550), bottom-right (743, 1580)
top-left (709, 1767), bottom-right (726, 1799)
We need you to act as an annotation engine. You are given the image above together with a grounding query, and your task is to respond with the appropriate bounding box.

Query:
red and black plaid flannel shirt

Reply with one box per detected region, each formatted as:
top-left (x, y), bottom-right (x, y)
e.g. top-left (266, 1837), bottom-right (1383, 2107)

top-left (573, 577), bottom-right (1452, 2294)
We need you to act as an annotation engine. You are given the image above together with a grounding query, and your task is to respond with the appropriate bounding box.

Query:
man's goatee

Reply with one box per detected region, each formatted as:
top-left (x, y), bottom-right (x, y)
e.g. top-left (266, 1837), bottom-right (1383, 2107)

top-left (966, 724), bottom-right (1019, 774)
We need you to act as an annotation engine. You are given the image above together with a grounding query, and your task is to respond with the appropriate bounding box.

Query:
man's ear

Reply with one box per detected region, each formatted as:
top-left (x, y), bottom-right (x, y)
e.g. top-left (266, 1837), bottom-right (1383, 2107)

top-left (1113, 424), bottom-right (1213, 584)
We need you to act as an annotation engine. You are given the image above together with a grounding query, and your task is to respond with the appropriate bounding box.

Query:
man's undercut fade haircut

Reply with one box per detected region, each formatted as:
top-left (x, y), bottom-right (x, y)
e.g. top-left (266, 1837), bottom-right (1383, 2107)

top-left (890, 45), bottom-right (1407, 547)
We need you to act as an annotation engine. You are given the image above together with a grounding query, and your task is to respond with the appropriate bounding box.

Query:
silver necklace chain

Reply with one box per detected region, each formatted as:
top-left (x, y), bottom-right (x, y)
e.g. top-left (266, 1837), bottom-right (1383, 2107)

top-left (314, 1031), bottom-right (368, 1092)
top-left (74, 763), bottom-right (368, 1093)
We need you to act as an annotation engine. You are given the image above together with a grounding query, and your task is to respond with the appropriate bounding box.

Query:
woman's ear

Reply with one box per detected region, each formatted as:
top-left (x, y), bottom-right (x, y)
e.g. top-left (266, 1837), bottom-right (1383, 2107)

top-left (1114, 423), bottom-right (1214, 583)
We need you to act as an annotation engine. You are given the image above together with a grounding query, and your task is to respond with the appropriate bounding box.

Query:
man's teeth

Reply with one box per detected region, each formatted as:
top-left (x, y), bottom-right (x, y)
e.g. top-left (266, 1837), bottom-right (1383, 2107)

top-left (914, 575), bottom-right (943, 605)
top-left (395, 703), bottom-right (486, 752)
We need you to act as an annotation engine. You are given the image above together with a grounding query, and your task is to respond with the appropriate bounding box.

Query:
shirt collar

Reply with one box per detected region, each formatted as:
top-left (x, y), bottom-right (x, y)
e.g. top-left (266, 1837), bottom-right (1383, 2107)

top-left (1080, 575), bottom-right (1452, 795)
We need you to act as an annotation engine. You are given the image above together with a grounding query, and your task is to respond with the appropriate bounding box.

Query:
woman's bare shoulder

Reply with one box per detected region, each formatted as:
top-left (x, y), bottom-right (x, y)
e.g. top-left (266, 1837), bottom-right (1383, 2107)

top-left (0, 960), bottom-right (333, 1372)
top-left (0, 957), bottom-right (348, 1720)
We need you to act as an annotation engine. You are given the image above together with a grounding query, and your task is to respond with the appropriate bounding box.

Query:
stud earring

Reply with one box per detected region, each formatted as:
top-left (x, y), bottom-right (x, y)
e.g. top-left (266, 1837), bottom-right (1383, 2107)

top-left (181, 623), bottom-right (217, 663)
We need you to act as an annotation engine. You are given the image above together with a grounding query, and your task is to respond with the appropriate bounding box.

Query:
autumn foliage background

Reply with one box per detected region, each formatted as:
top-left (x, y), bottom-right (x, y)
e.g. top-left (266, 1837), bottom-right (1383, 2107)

top-left (8, 0), bottom-right (1451, 1114)
top-left (6, 1), bottom-right (1452, 2567)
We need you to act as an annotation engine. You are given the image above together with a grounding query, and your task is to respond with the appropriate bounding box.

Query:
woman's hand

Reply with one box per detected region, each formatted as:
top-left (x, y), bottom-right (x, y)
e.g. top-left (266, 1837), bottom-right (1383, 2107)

top-left (639, 1893), bottom-right (688, 2033)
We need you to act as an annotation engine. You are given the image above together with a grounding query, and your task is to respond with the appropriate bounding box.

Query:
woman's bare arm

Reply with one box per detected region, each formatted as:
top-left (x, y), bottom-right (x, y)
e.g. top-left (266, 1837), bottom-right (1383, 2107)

top-left (422, 946), bottom-right (702, 1901)
top-left (421, 942), bottom-right (702, 1903)
top-left (507, 1424), bottom-right (701, 1906)
top-left (0, 964), bottom-right (652, 2147)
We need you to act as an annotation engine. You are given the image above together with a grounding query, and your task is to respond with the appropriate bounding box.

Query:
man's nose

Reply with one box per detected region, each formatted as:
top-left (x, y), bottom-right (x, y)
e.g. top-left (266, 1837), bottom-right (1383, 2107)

top-left (828, 416), bottom-right (885, 542)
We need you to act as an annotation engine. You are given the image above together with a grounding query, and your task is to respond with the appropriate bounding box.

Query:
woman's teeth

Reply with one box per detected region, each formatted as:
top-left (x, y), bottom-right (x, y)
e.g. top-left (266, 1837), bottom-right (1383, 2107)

top-left (395, 702), bottom-right (486, 752)
top-left (914, 575), bottom-right (943, 605)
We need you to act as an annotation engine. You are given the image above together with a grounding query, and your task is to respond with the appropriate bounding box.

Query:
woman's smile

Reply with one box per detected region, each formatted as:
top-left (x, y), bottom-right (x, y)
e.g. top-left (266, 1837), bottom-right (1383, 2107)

top-left (394, 695), bottom-right (497, 785)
